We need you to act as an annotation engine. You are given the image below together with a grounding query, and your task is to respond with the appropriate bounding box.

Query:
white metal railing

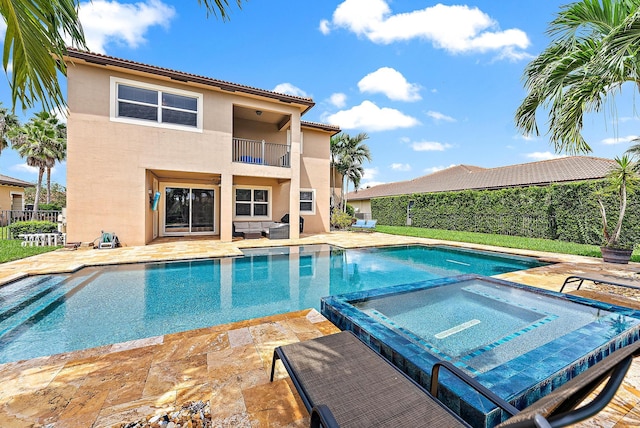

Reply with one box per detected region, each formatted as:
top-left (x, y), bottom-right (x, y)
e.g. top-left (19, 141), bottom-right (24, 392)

top-left (232, 138), bottom-right (290, 167)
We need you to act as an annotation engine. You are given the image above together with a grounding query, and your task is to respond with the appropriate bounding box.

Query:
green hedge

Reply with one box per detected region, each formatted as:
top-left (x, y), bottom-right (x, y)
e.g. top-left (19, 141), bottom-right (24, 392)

top-left (371, 180), bottom-right (640, 247)
top-left (8, 220), bottom-right (58, 238)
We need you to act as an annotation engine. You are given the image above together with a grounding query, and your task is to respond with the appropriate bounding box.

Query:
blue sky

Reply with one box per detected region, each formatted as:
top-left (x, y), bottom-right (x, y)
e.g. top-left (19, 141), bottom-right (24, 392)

top-left (0, 0), bottom-right (638, 189)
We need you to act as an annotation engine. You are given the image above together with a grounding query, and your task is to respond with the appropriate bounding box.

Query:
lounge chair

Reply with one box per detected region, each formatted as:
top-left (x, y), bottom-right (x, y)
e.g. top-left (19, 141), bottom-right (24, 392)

top-left (95, 231), bottom-right (119, 249)
top-left (352, 219), bottom-right (377, 230)
top-left (270, 331), bottom-right (640, 428)
top-left (560, 274), bottom-right (640, 292)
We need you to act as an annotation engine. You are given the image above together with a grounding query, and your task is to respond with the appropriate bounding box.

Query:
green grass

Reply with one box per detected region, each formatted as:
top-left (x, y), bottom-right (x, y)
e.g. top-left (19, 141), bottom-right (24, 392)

top-left (0, 240), bottom-right (60, 264)
top-left (375, 225), bottom-right (640, 263)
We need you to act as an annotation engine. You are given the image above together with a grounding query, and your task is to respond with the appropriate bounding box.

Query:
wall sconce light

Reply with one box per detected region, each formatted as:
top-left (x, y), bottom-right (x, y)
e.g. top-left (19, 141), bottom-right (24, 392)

top-left (255, 110), bottom-right (262, 116)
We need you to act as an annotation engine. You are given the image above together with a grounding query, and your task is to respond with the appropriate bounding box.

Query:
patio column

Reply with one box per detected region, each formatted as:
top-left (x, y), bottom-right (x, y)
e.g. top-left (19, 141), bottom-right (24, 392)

top-left (220, 172), bottom-right (233, 242)
top-left (288, 117), bottom-right (301, 239)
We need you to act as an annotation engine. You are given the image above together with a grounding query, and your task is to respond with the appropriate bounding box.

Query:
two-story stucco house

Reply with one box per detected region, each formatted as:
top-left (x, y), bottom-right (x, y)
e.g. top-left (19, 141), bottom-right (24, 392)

top-left (64, 49), bottom-right (340, 246)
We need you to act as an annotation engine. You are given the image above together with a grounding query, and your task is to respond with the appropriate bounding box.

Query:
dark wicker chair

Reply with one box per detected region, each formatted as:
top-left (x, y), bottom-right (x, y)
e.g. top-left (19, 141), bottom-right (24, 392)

top-left (271, 331), bottom-right (640, 428)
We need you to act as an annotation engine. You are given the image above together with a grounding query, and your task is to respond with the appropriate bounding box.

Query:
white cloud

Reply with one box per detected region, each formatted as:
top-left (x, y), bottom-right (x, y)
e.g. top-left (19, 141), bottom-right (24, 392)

top-left (326, 0), bottom-right (530, 59)
top-left (525, 152), bottom-right (565, 161)
top-left (78, 0), bottom-right (175, 53)
top-left (319, 19), bottom-right (331, 35)
top-left (601, 135), bottom-right (639, 145)
top-left (363, 167), bottom-right (378, 180)
top-left (329, 93), bottom-right (347, 108)
top-left (424, 164), bottom-right (456, 174)
top-left (411, 141), bottom-right (452, 151)
top-left (273, 83), bottom-right (308, 98)
top-left (427, 111), bottom-right (455, 122)
top-left (11, 163), bottom-right (39, 175)
top-left (358, 67), bottom-right (421, 101)
top-left (390, 163), bottom-right (411, 171)
top-left (325, 100), bottom-right (419, 131)
top-left (51, 107), bottom-right (69, 124)
top-left (516, 133), bottom-right (537, 141)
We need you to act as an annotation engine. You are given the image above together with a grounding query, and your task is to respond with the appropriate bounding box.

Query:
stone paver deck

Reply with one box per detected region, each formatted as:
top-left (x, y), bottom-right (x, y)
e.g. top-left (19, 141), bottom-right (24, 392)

top-left (0, 231), bottom-right (639, 427)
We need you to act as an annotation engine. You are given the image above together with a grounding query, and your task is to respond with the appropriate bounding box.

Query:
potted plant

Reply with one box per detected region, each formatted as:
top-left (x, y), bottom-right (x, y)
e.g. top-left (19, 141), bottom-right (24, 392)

top-left (597, 155), bottom-right (639, 264)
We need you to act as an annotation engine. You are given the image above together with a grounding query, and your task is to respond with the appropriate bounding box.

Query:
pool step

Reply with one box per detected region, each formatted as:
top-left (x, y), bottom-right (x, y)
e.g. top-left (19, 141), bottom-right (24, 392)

top-left (0, 271), bottom-right (101, 340)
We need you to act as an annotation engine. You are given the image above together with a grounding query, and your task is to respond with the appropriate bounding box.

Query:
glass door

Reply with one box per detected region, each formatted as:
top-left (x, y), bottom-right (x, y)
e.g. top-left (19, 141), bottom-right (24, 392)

top-left (164, 187), bottom-right (215, 235)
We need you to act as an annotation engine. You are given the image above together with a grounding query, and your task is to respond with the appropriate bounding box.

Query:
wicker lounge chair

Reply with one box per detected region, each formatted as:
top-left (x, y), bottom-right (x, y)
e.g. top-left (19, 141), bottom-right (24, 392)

top-left (271, 331), bottom-right (640, 427)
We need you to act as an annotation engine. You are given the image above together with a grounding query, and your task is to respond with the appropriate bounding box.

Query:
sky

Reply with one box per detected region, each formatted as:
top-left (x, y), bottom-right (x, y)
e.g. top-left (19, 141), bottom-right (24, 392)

top-left (0, 0), bottom-right (639, 189)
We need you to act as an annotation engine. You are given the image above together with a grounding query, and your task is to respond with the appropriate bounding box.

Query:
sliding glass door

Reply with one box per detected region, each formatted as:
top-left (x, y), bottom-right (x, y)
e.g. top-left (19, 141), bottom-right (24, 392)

top-left (164, 186), bottom-right (215, 235)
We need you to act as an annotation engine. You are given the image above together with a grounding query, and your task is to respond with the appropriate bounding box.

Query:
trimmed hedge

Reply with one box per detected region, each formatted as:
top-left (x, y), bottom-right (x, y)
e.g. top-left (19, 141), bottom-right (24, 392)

top-left (8, 220), bottom-right (58, 238)
top-left (371, 180), bottom-right (640, 247)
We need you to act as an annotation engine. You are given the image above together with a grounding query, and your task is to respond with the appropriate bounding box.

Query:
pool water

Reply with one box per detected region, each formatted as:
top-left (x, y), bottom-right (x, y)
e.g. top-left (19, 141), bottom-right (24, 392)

top-left (321, 275), bottom-right (640, 428)
top-left (0, 244), bottom-right (546, 363)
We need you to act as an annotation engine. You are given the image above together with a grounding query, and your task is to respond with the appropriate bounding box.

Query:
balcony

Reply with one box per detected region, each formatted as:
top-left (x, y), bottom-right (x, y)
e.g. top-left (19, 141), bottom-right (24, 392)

top-left (232, 138), bottom-right (290, 168)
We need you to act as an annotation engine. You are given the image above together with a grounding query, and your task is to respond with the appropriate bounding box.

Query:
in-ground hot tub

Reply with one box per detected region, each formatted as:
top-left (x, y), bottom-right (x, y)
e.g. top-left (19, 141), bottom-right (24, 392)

top-left (321, 274), bottom-right (640, 428)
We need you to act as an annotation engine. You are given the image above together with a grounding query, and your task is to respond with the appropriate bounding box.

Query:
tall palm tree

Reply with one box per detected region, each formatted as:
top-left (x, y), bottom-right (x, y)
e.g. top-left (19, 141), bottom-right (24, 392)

top-left (35, 112), bottom-right (67, 203)
top-left (337, 133), bottom-right (371, 212)
top-left (10, 112), bottom-right (66, 216)
top-left (0, 0), bottom-right (243, 111)
top-left (0, 102), bottom-right (19, 159)
top-left (330, 132), bottom-right (348, 210)
top-left (515, 0), bottom-right (640, 154)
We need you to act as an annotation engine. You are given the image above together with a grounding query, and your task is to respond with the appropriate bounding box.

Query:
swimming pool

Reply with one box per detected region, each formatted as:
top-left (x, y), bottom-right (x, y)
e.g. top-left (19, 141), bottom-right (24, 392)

top-left (0, 244), bottom-right (547, 363)
top-left (321, 275), bottom-right (640, 428)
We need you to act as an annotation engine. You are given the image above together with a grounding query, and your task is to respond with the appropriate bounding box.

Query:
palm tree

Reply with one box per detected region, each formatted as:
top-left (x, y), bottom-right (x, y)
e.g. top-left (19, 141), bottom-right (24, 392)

top-left (330, 132), bottom-right (348, 210)
top-left (515, 0), bottom-right (640, 154)
top-left (35, 112), bottom-right (67, 203)
top-left (10, 112), bottom-right (66, 216)
top-left (0, 102), bottom-right (19, 159)
top-left (597, 154), bottom-right (639, 248)
top-left (337, 133), bottom-right (371, 212)
top-left (0, 0), bottom-right (243, 111)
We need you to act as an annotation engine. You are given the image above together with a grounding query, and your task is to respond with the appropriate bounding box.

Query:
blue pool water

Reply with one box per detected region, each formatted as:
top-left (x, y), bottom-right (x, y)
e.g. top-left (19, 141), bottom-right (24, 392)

top-left (0, 244), bottom-right (546, 363)
top-left (321, 275), bottom-right (640, 428)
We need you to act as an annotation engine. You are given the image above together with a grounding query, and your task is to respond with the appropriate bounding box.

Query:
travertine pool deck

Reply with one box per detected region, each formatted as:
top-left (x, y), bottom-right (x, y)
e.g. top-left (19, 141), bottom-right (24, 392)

top-left (0, 231), bottom-right (639, 427)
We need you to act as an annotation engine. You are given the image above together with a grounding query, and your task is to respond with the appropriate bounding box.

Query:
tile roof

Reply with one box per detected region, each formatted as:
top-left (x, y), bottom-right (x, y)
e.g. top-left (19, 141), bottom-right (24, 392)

top-left (0, 174), bottom-right (33, 187)
top-left (301, 121), bottom-right (341, 134)
top-left (348, 156), bottom-right (616, 201)
top-left (64, 48), bottom-right (316, 112)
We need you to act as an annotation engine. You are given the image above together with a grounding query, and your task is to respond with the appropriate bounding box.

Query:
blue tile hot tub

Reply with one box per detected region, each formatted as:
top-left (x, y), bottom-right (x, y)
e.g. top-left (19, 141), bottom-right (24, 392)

top-left (321, 274), bottom-right (640, 428)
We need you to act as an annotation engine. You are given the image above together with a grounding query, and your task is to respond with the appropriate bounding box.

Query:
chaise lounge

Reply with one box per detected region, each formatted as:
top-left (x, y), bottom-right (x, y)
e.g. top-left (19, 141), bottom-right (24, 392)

top-left (270, 330), bottom-right (640, 427)
top-left (351, 219), bottom-right (377, 230)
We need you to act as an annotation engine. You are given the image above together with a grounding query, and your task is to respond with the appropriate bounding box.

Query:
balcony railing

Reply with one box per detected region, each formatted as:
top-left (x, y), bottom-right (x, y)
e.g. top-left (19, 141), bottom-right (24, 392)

top-left (232, 138), bottom-right (290, 168)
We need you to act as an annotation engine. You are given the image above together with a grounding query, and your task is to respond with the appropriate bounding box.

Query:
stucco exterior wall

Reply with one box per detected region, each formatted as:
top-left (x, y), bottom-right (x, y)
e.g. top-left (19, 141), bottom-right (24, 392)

top-left (0, 185), bottom-right (25, 211)
top-left (66, 61), bottom-right (333, 246)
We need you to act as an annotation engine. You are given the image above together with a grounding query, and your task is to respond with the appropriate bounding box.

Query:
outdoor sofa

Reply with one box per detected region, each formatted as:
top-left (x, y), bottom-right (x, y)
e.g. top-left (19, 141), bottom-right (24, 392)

top-left (232, 221), bottom-right (288, 239)
top-left (271, 330), bottom-right (640, 427)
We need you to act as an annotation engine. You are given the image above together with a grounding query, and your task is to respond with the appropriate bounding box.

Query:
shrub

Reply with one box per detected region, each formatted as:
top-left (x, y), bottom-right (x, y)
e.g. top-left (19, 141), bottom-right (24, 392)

top-left (331, 209), bottom-right (354, 229)
top-left (345, 204), bottom-right (355, 217)
top-left (38, 203), bottom-right (63, 211)
top-left (8, 221), bottom-right (58, 238)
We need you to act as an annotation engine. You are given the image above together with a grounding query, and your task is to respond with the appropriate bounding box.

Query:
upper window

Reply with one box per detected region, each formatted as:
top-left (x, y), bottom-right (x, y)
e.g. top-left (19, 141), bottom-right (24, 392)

top-left (111, 77), bottom-right (202, 131)
top-left (300, 189), bottom-right (315, 214)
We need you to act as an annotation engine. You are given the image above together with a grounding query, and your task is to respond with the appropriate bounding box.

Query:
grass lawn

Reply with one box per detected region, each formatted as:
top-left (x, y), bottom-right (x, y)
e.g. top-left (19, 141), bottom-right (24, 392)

top-left (376, 225), bottom-right (640, 263)
top-left (0, 240), bottom-right (60, 264)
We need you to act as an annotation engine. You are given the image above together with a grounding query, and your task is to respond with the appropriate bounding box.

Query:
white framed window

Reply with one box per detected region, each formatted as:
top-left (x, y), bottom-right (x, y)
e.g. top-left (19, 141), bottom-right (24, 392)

top-left (300, 189), bottom-right (315, 214)
top-left (110, 77), bottom-right (203, 132)
top-left (234, 186), bottom-right (271, 219)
